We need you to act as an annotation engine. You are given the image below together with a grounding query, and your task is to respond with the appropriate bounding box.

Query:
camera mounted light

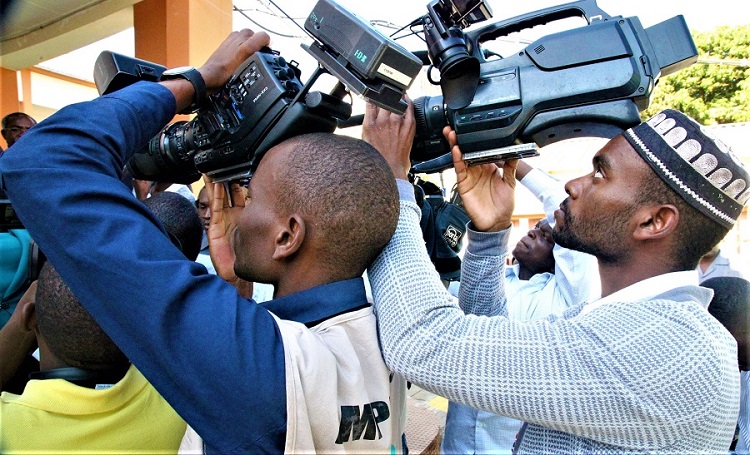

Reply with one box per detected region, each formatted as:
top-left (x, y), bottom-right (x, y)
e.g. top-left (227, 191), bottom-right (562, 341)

top-left (304, 0), bottom-right (422, 114)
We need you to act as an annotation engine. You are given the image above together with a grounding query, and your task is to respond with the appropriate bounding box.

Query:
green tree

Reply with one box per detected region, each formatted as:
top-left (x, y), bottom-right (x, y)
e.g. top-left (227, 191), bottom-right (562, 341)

top-left (643, 24), bottom-right (750, 124)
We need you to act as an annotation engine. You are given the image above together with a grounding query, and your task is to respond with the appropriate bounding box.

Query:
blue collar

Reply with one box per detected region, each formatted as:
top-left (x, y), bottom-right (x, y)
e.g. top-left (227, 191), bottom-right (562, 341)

top-left (260, 277), bottom-right (369, 327)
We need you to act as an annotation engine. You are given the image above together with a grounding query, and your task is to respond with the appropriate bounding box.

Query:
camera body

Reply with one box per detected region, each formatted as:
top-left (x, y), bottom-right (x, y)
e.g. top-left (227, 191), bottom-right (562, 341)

top-left (410, 0), bottom-right (698, 172)
top-left (122, 47), bottom-right (343, 184)
top-left (95, 0), bottom-right (699, 182)
top-left (97, 0), bottom-right (421, 183)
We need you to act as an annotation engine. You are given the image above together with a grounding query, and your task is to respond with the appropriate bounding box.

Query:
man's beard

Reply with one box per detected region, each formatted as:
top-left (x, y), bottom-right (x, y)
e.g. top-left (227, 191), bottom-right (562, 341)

top-left (553, 199), bottom-right (633, 265)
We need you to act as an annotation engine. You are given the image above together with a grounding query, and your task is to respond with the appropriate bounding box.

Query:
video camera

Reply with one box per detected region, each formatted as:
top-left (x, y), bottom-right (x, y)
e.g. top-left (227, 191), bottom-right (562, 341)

top-left (94, 0), bottom-right (422, 183)
top-left (409, 0), bottom-right (698, 172)
top-left (93, 0), bottom-right (697, 183)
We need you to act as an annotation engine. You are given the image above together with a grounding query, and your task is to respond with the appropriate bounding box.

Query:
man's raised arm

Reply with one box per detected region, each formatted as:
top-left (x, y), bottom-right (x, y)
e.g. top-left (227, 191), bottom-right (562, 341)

top-left (0, 31), bottom-right (297, 453)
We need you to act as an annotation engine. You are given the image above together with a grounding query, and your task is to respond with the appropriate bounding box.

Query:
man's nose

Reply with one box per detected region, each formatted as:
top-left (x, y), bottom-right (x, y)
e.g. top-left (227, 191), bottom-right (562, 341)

top-left (564, 176), bottom-right (583, 199)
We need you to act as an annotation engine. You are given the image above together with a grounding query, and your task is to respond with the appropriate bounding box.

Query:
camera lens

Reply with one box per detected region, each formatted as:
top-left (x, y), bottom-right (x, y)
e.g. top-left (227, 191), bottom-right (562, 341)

top-left (411, 96), bottom-right (450, 163)
top-left (126, 121), bottom-right (202, 184)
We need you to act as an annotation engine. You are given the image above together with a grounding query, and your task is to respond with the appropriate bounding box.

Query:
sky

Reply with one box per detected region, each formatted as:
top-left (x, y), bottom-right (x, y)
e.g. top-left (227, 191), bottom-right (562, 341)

top-left (39, 0), bottom-right (749, 83)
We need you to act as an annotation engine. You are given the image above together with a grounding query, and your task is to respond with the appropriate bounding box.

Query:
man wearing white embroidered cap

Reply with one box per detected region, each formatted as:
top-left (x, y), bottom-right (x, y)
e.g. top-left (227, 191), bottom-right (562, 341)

top-left (366, 105), bottom-right (749, 452)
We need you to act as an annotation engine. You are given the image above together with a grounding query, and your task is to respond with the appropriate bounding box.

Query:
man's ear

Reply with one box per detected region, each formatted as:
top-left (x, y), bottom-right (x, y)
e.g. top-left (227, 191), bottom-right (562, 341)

top-left (17, 280), bottom-right (38, 332)
top-left (19, 299), bottom-right (37, 333)
top-left (633, 204), bottom-right (679, 241)
top-left (272, 214), bottom-right (305, 261)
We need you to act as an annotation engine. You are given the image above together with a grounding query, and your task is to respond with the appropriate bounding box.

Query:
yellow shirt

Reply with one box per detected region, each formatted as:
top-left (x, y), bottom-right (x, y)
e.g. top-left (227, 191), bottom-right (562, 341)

top-left (0, 364), bottom-right (186, 453)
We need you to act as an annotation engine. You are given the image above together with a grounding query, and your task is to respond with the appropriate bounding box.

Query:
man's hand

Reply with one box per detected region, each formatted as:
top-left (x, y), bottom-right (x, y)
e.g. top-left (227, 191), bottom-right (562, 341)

top-left (132, 179), bottom-right (152, 201)
top-left (204, 176), bottom-right (254, 298)
top-left (162, 29), bottom-right (271, 114)
top-left (198, 29), bottom-right (271, 94)
top-left (362, 98), bottom-right (416, 180)
top-left (445, 126), bottom-right (517, 232)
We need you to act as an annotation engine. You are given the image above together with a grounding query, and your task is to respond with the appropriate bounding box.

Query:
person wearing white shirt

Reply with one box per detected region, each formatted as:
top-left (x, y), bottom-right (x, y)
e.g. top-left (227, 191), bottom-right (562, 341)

top-left (697, 245), bottom-right (744, 283)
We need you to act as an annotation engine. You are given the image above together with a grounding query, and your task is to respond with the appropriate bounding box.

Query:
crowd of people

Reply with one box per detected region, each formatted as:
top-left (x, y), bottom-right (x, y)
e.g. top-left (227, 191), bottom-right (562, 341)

top-left (0, 26), bottom-right (748, 454)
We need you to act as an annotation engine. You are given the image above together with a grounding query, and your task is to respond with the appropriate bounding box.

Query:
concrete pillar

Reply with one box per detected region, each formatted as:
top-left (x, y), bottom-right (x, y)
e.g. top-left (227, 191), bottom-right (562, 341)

top-left (0, 68), bottom-right (20, 149)
top-left (19, 70), bottom-right (32, 114)
top-left (133, 0), bottom-right (232, 68)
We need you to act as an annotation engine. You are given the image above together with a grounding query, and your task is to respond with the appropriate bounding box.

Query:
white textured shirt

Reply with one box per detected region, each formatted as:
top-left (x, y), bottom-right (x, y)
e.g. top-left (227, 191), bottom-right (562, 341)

top-left (442, 168), bottom-right (600, 454)
top-left (370, 181), bottom-right (740, 453)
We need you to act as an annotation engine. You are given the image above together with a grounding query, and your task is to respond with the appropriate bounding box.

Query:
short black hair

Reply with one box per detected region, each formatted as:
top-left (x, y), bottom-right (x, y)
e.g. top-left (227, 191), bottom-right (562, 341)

top-left (143, 192), bottom-right (203, 261)
top-left (35, 262), bottom-right (129, 371)
top-left (273, 133), bottom-right (399, 277)
top-left (2, 112), bottom-right (36, 129)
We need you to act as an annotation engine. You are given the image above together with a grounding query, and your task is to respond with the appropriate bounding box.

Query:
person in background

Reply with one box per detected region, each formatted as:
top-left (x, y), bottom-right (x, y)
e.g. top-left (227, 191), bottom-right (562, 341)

top-left (0, 188), bottom-right (39, 394)
top-left (133, 179), bottom-right (195, 204)
top-left (697, 244), bottom-right (744, 283)
top-left (1, 113), bottom-right (36, 150)
top-left (194, 185), bottom-right (216, 275)
top-left (367, 101), bottom-right (746, 452)
top-left (704, 276), bottom-right (750, 454)
top-left (143, 191), bottom-right (203, 263)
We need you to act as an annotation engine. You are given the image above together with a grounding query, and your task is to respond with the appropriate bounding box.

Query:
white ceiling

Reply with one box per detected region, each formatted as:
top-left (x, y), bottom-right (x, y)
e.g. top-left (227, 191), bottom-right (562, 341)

top-left (0, 0), bottom-right (139, 70)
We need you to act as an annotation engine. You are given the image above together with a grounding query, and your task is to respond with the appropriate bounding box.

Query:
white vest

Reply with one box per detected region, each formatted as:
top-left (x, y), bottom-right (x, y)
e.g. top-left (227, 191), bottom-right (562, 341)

top-left (180, 307), bottom-right (406, 453)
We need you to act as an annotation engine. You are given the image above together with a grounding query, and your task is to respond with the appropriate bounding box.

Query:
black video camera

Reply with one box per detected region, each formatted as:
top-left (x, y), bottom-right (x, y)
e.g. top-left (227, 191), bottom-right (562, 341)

top-left (408, 0), bottom-right (698, 173)
top-left (94, 0), bottom-right (698, 183)
top-left (94, 0), bottom-right (422, 184)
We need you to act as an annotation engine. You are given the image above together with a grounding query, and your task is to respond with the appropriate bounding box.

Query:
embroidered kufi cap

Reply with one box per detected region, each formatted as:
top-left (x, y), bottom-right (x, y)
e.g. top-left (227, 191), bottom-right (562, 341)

top-left (624, 109), bottom-right (749, 229)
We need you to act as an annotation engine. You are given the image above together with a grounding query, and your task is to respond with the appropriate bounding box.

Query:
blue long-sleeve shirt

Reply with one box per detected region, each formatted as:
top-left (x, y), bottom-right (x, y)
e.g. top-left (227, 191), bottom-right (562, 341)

top-left (0, 81), bottom-right (370, 453)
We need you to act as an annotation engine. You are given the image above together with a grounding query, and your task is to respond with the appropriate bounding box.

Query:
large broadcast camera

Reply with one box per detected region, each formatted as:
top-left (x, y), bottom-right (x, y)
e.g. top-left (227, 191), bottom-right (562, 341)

top-left (94, 0), bottom-right (697, 183)
top-left (408, 0), bottom-right (694, 280)
top-left (408, 0), bottom-right (698, 172)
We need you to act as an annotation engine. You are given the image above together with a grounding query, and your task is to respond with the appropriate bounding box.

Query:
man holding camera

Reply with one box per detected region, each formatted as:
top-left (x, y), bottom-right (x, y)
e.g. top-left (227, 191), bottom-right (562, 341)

top-left (0, 29), bottom-right (408, 453)
top-left (366, 100), bottom-right (747, 451)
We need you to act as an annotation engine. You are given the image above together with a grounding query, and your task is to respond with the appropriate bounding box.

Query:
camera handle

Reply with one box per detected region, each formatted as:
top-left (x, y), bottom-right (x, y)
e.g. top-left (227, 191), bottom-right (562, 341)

top-left (468, 0), bottom-right (612, 58)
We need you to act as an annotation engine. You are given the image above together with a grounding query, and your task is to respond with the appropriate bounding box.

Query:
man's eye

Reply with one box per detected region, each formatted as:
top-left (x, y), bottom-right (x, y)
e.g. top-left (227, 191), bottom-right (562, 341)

top-left (593, 169), bottom-right (604, 178)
